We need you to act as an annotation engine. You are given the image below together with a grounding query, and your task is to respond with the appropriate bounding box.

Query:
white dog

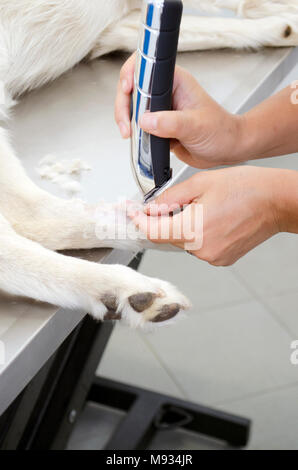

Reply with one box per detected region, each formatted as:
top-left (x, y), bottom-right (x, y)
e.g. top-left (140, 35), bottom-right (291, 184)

top-left (0, 0), bottom-right (297, 328)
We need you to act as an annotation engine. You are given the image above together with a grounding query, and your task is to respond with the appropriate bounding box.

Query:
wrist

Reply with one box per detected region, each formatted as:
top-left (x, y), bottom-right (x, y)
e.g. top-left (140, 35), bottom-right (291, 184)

top-left (272, 169), bottom-right (298, 234)
top-left (234, 112), bottom-right (262, 163)
top-left (235, 85), bottom-right (296, 162)
top-left (218, 113), bottom-right (249, 165)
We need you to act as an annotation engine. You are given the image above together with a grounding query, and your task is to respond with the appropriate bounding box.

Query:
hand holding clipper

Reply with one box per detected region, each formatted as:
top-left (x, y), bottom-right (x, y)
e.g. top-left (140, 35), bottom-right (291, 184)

top-left (130, 0), bottom-right (183, 202)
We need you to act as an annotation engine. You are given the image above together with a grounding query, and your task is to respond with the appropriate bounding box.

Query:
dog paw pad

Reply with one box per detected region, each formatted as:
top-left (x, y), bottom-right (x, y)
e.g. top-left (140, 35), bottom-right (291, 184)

top-left (101, 294), bottom-right (118, 311)
top-left (104, 311), bottom-right (122, 321)
top-left (129, 292), bottom-right (156, 312)
top-left (152, 303), bottom-right (180, 323)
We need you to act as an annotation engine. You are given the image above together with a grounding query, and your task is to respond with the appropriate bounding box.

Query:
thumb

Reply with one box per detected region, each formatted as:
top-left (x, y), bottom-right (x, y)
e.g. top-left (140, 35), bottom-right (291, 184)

top-left (145, 174), bottom-right (203, 216)
top-left (140, 110), bottom-right (195, 140)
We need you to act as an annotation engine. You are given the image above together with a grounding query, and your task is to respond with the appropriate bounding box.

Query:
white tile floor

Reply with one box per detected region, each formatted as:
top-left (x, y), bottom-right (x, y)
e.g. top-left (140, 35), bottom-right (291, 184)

top-left (68, 66), bottom-right (298, 451)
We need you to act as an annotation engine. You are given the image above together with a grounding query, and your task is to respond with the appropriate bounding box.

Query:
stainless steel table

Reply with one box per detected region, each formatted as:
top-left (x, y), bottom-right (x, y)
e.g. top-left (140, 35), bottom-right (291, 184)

top-left (0, 46), bottom-right (297, 436)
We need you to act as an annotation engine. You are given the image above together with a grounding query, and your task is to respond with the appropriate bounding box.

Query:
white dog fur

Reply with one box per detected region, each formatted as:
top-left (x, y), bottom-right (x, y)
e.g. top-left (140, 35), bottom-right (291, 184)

top-left (0, 0), bottom-right (296, 328)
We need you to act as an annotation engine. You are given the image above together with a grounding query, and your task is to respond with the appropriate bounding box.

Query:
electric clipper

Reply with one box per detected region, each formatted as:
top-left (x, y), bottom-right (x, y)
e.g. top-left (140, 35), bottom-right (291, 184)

top-left (130, 0), bottom-right (183, 203)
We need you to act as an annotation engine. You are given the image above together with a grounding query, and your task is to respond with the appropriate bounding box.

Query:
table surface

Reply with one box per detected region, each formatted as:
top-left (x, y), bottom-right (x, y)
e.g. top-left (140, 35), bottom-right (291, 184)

top-left (0, 46), bottom-right (297, 416)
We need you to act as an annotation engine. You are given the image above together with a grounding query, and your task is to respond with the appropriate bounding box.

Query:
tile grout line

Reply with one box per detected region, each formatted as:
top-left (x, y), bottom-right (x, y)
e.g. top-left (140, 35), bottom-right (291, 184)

top-left (137, 331), bottom-right (189, 400)
top-left (213, 378), bottom-right (298, 409)
top-left (139, 292), bottom-right (295, 404)
top-left (136, 261), bottom-right (255, 400)
top-left (190, 296), bottom-right (253, 315)
top-left (230, 267), bottom-right (298, 339)
top-left (139, 258), bottom-right (297, 404)
top-left (137, 296), bottom-right (258, 402)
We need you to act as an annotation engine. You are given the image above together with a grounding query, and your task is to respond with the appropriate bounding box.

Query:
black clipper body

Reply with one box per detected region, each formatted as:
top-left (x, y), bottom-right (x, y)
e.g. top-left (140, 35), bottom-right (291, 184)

top-left (130, 0), bottom-right (183, 202)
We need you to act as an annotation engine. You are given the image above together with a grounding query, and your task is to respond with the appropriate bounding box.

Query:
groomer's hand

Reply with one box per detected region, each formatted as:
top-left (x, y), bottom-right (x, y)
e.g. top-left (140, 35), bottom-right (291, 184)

top-left (127, 166), bottom-right (298, 266)
top-left (115, 53), bottom-right (244, 169)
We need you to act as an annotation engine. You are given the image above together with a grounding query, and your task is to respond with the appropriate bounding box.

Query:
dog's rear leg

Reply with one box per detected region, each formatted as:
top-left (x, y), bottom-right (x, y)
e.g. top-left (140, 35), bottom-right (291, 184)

top-left (0, 211), bottom-right (190, 328)
top-left (178, 14), bottom-right (297, 50)
top-left (90, 10), bottom-right (297, 58)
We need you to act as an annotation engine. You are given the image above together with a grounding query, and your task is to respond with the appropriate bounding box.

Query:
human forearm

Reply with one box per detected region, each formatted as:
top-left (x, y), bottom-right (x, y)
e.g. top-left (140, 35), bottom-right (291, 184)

top-left (238, 85), bottom-right (298, 162)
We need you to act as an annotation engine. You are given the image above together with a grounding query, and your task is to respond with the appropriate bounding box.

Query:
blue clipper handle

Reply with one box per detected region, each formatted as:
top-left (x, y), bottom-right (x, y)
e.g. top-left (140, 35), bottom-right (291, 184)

top-left (148, 0), bottom-right (183, 190)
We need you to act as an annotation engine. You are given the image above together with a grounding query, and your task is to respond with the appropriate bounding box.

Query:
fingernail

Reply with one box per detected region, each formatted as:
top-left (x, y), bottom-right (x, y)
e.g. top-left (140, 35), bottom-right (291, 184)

top-left (186, 250), bottom-right (195, 257)
top-left (126, 202), bottom-right (141, 216)
top-left (127, 205), bottom-right (139, 217)
top-left (140, 113), bottom-right (157, 131)
top-left (119, 121), bottom-right (128, 138)
top-left (122, 79), bottom-right (129, 93)
top-left (145, 203), bottom-right (158, 216)
top-left (128, 210), bottom-right (141, 221)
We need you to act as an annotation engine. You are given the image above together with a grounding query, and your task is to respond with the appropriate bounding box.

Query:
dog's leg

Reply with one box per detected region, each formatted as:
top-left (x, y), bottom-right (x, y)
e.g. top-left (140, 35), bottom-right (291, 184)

top-left (178, 14), bottom-right (297, 50)
top-left (89, 10), bottom-right (141, 58)
top-left (0, 128), bottom-right (159, 252)
top-left (0, 210), bottom-right (190, 328)
top-left (90, 9), bottom-right (297, 57)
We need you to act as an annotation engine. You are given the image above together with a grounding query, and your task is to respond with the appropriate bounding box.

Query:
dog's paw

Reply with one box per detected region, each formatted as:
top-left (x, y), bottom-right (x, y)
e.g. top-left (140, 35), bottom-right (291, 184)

top-left (89, 269), bottom-right (191, 330)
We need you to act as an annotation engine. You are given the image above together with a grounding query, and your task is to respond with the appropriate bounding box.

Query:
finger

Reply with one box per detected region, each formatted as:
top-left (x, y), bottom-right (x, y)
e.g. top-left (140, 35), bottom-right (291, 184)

top-left (173, 145), bottom-right (212, 169)
top-left (172, 65), bottom-right (215, 110)
top-left (128, 210), bottom-right (180, 245)
top-left (129, 203), bottom-right (202, 250)
top-left (170, 142), bottom-right (196, 166)
top-left (139, 109), bottom-right (196, 141)
top-left (120, 53), bottom-right (136, 94)
top-left (114, 53), bottom-right (136, 138)
top-left (145, 174), bottom-right (206, 215)
top-left (115, 81), bottom-right (131, 138)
